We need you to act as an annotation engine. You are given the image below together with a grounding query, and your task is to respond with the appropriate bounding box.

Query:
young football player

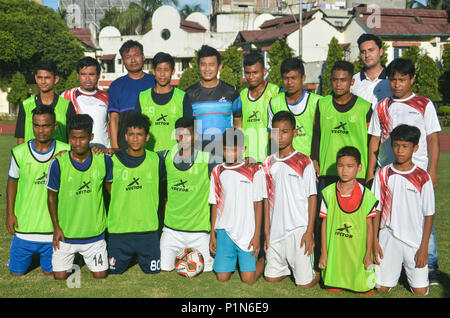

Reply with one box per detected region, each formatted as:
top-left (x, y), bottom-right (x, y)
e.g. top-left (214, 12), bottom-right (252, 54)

top-left (6, 106), bottom-right (70, 276)
top-left (262, 111), bottom-right (319, 288)
top-left (268, 57), bottom-right (321, 157)
top-left (137, 52), bottom-right (192, 153)
top-left (311, 61), bottom-right (372, 189)
top-left (105, 112), bottom-right (162, 274)
top-left (319, 146), bottom-right (378, 294)
top-left (372, 124), bottom-right (434, 296)
top-left (46, 114), bottom-right (112, 280)
top-left (15, 60), bottom-right (73, 145)
top-left (209, 128), bottom-right (265, 284)
top-left (233, 52), bottom-right (280, 163)
top-left (159, 117), bottom-right (217, 272)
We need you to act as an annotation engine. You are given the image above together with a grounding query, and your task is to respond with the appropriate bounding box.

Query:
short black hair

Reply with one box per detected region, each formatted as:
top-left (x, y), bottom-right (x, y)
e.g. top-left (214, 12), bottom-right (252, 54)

top-left (336, 146), bottom-right (361, 165)
top-left (68, 114), bottom-right (93, 136)
top-left (386, 58), bottom-right (415, 79)
top-left (125, 111), bottom-right (150, 135)
top-left (175, 116), bottom-right (195, 130)
top-left (197, 45), bottom-right (221, 65)
top-left (390, 124), bottom-right (421, 146)
top-left (152, 52), bottom-right (175, 71)
top-left (332, 60), bottom-right (354, 77)
top-left (119, 40), bottom-right (144, 57)
top-left (222, 128), bottom-right (245, 148)
top-left (77, 57), bottom-right (101, 75)
top-left (272, 110), bottom-right (296, 130)
top-left (357, 33), bottom-right (382, 50)
top-left (280, 57), bottom-right (305, 77)
top-left (243, 52), bottom-right (265, 68)
top-left (35, 60), bottom-right (58, 76)
top-left (32, 105), bottom-right (56, 123)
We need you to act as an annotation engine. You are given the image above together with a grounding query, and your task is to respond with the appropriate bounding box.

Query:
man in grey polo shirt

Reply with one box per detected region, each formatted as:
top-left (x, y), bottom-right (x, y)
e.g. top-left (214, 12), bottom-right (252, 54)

top-left (351, 34), bottom-right (391, 109)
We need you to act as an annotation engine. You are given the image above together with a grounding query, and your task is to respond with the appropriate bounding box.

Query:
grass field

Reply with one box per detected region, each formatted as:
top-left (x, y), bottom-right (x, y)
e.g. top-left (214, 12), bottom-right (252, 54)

top-left (0, 135), bottom-right (448, 299)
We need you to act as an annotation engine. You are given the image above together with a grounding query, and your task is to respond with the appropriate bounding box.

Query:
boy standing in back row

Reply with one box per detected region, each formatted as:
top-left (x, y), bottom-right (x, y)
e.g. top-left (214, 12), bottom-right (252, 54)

top-left (233, 52), bottom-right (280, 163)
top-left (268, 58), bottom-right (321, 157)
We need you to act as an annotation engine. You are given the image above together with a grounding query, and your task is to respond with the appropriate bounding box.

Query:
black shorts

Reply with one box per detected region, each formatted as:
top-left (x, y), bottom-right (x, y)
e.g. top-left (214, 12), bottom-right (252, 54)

top-left (107, 231), bottom-right (161, 274)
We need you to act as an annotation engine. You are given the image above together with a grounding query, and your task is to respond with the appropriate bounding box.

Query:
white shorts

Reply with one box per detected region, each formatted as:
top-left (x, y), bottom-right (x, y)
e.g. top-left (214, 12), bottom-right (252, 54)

top-left (160, 227), bottom-right (214, 272)
top-left (264, 226), bottom-right (315, 286)
top-left (375, 229), bottom-right (429, 289)
top-left (52, 239), bottom-right (108, 273)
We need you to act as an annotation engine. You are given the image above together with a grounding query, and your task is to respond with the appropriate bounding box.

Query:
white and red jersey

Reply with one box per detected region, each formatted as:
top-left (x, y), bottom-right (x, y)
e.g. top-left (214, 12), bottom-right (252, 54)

top-left (261, 151), bottom-right (317, 244)
top-left (62, 87), bottom-right (110, 148)
top-left (371, 164), bottom-right (435, 249)
top-left (368, 93), bottom-right (441, 170)
top-left (209, 162), bottom-right (265, 251)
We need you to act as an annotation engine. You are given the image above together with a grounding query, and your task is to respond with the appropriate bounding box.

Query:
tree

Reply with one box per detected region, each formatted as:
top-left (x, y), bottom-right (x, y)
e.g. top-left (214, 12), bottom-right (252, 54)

top-left (7, 72), bottom-right (28, 114)
top-left (220, 46), bottom-right (243, 88)
top-left (320, 37), bottom-right (344, 96)
top-left (267, 39), bottom-right (293, 87)
top-left (407, 0), bottom-right (448, 9)
top-left (178, 51), bottom-right (201, 90)
top-left (0, 0), bottom-right (84, 83)
top-left (414, 53), bottom-right (441, 102)
top-left (64, 70), bottom-right (80, 91)
top-left (99, 7), bottom-right (121, 30)
top-left (179, 4), bottom-right (203, 19)
top-left (113, 0), bottom-right (179, 35)
top-left (439, 44), bottom-right (450, 103)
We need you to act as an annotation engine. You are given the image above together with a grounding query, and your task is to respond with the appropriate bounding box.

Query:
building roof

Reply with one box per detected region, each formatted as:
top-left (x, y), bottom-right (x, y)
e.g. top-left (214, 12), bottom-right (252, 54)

top-left (69, 28), bottom-right (96, 48)
top-left (180, 20), bottom-right (207, 33)
top-left (236, 10), bottom-right (318, 44)
top-left (354, 7), bottom-right (450, 36)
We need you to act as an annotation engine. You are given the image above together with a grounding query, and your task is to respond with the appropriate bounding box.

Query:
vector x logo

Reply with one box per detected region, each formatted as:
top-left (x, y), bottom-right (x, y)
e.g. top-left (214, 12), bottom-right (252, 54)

top-left (331, 122), bottom-right (349, 134)
top-left (126, 177), bottom-right (142, 191)
top-left (247, 111), bottom-right (260, 122)
top-left (76, 181), bottom-right (91, 195)
top-left (171, 179), bottom-right (188, 192)
top-left (335, 223), bottom-right (353, 238)
top-left (156, 114), bottom-right (169, 126)
top-left (34, 172), bottom-right (48, 184)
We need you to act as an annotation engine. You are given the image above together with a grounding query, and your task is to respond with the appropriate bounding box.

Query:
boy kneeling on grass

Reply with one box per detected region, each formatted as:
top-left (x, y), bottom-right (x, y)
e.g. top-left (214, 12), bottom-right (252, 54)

top-left (319, 146), bottom-right (378, 295)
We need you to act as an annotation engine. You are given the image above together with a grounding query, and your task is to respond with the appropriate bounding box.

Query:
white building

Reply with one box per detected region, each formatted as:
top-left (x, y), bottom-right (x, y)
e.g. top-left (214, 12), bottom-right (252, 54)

top-left (96, 5), bottom-right (237, 89)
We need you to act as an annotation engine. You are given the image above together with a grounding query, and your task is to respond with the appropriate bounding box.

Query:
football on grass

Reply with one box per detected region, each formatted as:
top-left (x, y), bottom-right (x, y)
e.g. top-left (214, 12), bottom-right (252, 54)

top-left (174, 248), bottom-right (204, 278)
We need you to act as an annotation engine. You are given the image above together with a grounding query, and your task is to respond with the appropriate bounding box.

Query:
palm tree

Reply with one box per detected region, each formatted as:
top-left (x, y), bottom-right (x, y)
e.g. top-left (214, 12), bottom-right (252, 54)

top-left (114, 0), bottom-right (179, 35)
top-left (179, 4), bottom-right (204, 20)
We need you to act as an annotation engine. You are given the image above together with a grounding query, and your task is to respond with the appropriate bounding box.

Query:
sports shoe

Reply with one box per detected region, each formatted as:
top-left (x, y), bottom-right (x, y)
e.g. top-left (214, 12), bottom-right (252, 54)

top-left (429, 268), bottom-right (440, 286)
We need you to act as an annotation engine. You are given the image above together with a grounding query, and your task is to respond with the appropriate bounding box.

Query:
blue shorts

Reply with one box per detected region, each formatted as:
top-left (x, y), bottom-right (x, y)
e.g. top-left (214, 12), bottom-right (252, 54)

top-left (107, 231), bottom-right (160, 274)
top-left (9, 236), bottom-right (53, 274)
top-left (213, 229), bottom-right (256, 273)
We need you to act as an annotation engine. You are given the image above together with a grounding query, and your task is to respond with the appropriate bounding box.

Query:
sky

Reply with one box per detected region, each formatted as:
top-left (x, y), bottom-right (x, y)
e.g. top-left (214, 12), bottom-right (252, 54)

top-left (43, 0), bottom-right (210, 13)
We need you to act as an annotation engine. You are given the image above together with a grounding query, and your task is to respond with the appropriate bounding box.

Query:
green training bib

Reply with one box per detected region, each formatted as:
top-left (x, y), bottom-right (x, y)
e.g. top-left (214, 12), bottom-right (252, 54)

top-left (108, 150), bottom-right (160, 233)
top-left (56, 152), bottom-right (106, 239)
top-left (270, 91), bottom-right (321, 156)
top-left (22, 95), bottom-right (70, 143)
top-left (318, 95), bottom-right (370, 178)
top-left (241, 82), bottom-right (279, 162)
top-left (12, 140), bottom-right (70, 234)
top-left (164, 149), bottom-right (211, 232)
top-left (139, 88), bottom-right (185, 152)
top-left (321, 183), bottom-right (378, 292)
